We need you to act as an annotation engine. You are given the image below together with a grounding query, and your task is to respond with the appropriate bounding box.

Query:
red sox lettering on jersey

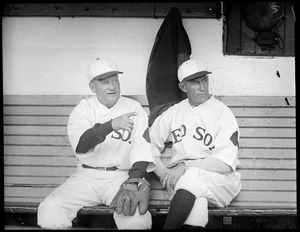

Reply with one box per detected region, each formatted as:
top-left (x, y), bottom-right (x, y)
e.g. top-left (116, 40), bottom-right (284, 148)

top-left (111, 130), bottom-right (132, 143)
top-left (171, 125), bottom-right (213, 147)
top-left (111, 127), bottom-right (151, 144)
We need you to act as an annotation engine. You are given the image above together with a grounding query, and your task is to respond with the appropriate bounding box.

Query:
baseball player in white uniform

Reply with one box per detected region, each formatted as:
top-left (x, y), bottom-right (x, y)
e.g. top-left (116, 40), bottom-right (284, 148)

top-left (37, 58), bottom-right (156, 230)
top-left (149, 59), bottom-right (242, 229)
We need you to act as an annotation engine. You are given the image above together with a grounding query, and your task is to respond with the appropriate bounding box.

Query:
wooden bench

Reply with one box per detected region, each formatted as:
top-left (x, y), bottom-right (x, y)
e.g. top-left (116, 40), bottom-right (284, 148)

top-left (4, 95), bottom-right (297, 229)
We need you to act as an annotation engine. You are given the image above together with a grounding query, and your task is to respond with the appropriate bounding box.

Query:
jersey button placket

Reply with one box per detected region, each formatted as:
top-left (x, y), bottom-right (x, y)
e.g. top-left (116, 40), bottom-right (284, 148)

top-left (184, 117), bottom-right (192, 159)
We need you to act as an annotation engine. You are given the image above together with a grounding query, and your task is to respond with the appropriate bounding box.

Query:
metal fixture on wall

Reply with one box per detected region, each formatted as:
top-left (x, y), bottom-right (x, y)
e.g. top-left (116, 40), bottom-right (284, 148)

top-left (242, 2), bottom-right (285, 51)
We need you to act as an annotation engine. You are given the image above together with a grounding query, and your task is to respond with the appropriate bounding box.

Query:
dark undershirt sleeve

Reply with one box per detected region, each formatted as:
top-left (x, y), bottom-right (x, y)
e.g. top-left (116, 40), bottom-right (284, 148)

top-left (128, 161), bottom-right (149, 179)
top-left (76, 120), bottom-right (113, 154)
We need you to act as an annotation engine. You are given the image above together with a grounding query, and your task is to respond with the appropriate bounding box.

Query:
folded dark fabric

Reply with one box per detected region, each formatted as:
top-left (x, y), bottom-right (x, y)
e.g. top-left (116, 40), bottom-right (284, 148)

top-left (146, 7), bottom-right (191, 121)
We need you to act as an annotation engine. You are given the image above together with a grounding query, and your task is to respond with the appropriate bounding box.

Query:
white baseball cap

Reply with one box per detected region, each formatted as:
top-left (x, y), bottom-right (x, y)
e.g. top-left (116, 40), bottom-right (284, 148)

top-left (87, 58), bottom-right (123, 82)
top-left (178, 59), bottom-right (212, 82)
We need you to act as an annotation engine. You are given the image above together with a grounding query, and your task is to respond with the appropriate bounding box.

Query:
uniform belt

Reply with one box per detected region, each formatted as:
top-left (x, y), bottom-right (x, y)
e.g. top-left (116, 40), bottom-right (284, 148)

top-left (82, 164), bottom-right (129, 171)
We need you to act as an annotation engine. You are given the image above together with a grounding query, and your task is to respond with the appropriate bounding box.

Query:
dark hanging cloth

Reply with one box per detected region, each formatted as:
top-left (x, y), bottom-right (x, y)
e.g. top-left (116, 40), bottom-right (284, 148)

top-left (146, 7), bottom-right (191, 126)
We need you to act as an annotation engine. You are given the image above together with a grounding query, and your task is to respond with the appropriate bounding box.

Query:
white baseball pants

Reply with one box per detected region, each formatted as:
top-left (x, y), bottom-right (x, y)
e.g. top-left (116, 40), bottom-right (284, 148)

top-left (37, 166), bottom-right (152, 230)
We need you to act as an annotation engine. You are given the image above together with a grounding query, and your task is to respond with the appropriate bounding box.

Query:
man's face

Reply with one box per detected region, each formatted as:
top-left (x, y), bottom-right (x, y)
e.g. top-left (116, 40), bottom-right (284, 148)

top-left (179, 75), bottom-right (210, 107)
top-left (89, 74), bottom-right (121, 108)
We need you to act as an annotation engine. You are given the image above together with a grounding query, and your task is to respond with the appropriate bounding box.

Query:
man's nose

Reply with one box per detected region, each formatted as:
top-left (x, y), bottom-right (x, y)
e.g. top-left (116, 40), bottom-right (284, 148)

top-left (108, 81), bottom-right (116, 89)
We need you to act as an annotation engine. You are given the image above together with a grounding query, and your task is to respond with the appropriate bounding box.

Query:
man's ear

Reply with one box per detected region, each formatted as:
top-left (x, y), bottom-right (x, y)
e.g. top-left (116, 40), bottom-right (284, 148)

top-left (178, 82), bottom-right (187, 92)
top-left (89, 82), bottom-right (95, 93)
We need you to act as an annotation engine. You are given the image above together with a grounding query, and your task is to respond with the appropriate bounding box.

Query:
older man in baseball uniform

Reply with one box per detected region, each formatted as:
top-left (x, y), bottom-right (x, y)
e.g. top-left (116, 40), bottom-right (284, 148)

top-left (149, 59), bottom-right (242, 229)
top-left (37, 58), bottom-right (156, 230)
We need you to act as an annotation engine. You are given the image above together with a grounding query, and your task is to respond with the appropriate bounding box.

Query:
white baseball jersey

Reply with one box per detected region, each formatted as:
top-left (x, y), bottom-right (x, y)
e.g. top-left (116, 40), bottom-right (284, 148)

top-left (68, 95), bottom-right (155, 172)
top-left (149, 95), bottom-right (240, 171)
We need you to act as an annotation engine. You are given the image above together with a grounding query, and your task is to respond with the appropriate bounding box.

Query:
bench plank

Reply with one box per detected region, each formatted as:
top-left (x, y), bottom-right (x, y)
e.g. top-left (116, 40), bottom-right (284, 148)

top-left (4, 145), bottom-right (296, 159)
top-left (4, 105), bottom-right (296, 117)
top-left (4, 156), bottom-right (296, 170)
top-left (4, 202), bottom-right (296, 216)
top-left (4, 186), bottom-right (297, 205)
top-left (4, 106), bottom-right (74, 116)
top-left (5, 198), bottom-right (297, 209)
top-left (4, 145), bottom-right (73, 156)
top-left (4, 115), bottom-right (296, 127)
top-left (4, 115), bottom-right (69, 125)
top-left (4, 166), bottom-right (297, 180)
top-left (3, 95), bottom-right (296, 107)
top-left (4, 135), bottom-right (296, 149)
top-left (4, 125), bottom-right (296, 138)
top-left (4, 176), bottom-right (296, 191)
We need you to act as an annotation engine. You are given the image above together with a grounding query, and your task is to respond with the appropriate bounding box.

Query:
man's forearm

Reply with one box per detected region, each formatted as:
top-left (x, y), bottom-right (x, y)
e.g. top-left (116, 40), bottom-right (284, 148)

top-left (184, 157), bottom-right (231, 174)
top-left (76, 121), bottom-right (113, 153)
top-left (153, 156), bottom-right (168, 180)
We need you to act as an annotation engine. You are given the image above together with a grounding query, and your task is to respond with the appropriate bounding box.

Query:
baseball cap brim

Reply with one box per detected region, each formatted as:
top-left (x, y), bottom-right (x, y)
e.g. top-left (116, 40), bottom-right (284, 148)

top-left (181, 71), bottom-right (212, 82)
top-left (92, 71), bottom-right (123, 81)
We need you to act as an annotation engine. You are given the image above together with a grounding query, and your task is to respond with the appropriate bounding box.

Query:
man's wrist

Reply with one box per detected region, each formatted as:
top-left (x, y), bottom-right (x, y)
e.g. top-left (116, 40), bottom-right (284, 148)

top-left (128, 161), bottom-right (148, 179)
top-left (121, 178), bottom-right (150, 189)
top-left (123, 183), bottom-right (138, 190)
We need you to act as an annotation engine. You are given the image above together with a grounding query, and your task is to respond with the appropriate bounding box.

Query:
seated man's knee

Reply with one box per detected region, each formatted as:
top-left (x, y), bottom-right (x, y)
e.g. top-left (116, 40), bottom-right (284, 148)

top-left (175, 167), bottom-right (203, 195)
top-left (113, 208), bottom-right (152, 229)
top-left (37, 196), bottom-right (72, 229)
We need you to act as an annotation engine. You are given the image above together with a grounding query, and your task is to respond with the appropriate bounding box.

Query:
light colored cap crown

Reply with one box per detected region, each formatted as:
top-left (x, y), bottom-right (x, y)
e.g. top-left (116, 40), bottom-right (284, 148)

top-left (87, 58), bottom-right (123, 82)
top-left (178, 59), bottom-right (212, 82)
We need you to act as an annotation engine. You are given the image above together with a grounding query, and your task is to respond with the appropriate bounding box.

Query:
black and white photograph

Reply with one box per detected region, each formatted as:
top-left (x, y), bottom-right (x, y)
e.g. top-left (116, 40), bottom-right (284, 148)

top-left (3, 2), bottom-right (296, 230)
